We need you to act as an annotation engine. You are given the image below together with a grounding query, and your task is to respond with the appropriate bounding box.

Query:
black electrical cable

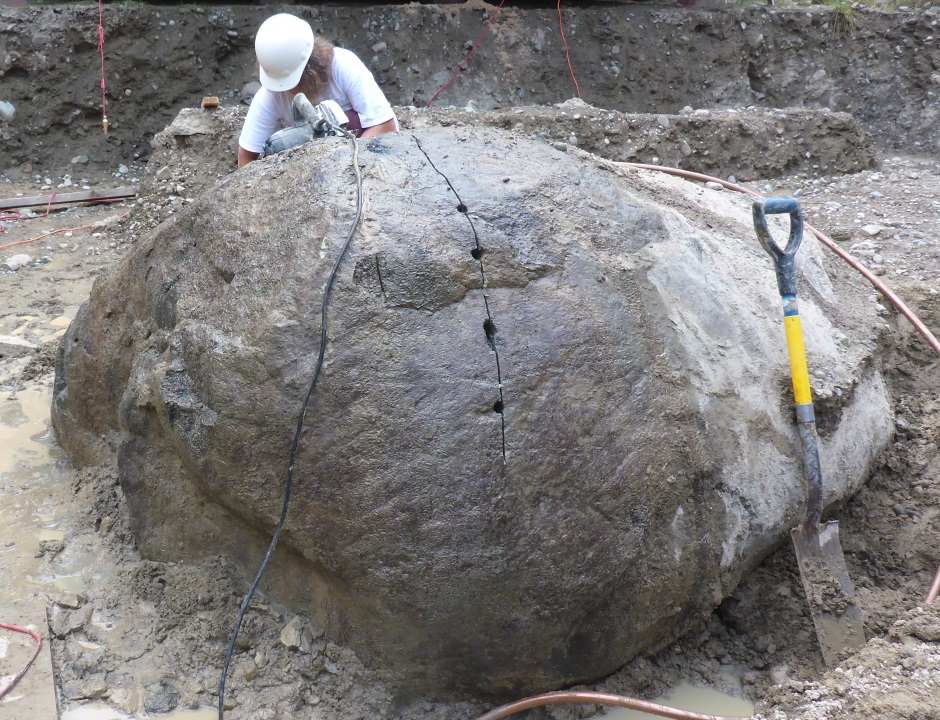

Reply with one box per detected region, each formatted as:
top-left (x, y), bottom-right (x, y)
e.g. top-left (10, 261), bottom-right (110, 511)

top-left (218, 129), bottom-right (364, 720)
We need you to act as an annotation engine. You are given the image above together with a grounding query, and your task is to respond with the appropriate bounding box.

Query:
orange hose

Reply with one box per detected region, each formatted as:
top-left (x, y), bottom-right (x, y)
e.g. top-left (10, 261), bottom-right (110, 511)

top-left (0, 209), bottom-right (130, 253)
top-left (474, 690), bottom-right (750, 720)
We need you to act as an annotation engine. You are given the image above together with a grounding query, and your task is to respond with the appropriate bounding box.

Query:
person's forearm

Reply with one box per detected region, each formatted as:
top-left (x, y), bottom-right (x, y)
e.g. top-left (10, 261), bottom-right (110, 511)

top-left (359, 118), bottom-right (398, 139)
top-left (238, 146), bottom-right (260, 167)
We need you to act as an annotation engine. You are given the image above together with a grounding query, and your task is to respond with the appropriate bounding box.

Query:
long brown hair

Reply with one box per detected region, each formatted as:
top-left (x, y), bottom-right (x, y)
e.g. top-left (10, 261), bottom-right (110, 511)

top-left (296, 38), bottom-right (335, 100)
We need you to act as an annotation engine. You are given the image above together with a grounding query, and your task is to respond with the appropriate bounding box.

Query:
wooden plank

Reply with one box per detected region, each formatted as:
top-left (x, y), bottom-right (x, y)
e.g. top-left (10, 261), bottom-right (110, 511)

top-left (0, 186), bottom-right (137, 212)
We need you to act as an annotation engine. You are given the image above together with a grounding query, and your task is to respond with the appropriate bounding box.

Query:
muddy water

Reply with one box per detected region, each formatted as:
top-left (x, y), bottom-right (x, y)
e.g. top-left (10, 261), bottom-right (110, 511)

top-left (60, 704), bottom-right (217, 720)
top-left (1, 385), bottom-right (220, 718)
top-left (0, 383), bottom-right (78, 603)
top-left (605, 681), bottom-right (754, 719)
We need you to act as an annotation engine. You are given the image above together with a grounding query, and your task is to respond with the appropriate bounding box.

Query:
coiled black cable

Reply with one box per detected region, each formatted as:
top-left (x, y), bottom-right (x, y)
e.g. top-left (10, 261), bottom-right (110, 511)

top-left (218, 129), bottom-right (364, 719)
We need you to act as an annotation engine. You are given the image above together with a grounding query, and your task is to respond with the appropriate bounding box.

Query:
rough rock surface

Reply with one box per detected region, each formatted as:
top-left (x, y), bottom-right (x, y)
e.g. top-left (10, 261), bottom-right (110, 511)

top-left (51, 124), bottom-right (892, 697)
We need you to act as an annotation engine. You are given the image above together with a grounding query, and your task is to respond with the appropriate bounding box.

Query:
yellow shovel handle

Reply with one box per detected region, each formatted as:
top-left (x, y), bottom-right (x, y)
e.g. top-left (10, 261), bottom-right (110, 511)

top-left (784, 312), bottom-right (812, 405)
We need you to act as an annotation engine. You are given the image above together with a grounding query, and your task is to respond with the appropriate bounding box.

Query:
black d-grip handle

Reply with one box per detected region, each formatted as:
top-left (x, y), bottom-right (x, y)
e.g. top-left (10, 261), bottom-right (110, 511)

top-left (752, 198), bottom-right (804, 298)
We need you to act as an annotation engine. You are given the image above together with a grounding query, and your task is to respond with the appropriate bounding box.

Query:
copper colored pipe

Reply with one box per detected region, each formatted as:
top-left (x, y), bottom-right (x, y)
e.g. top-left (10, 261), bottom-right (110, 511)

top-left (474, 690), bottom-right (751, 720)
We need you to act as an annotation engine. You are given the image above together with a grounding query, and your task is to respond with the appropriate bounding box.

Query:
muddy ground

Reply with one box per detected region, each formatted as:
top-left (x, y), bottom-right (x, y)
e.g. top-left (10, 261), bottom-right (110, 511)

top-left (1, 3), bottom-right (939, 720)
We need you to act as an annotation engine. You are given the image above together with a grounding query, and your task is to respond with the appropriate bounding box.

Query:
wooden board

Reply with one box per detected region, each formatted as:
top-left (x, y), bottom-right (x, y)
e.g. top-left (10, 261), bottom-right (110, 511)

top-left (0, 186), bottom-right (137, 212)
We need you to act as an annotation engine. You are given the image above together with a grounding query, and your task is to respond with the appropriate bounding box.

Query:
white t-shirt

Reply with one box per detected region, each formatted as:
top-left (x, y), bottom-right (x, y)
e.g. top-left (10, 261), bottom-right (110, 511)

top-left (239, 47), bottom-right (398, 153)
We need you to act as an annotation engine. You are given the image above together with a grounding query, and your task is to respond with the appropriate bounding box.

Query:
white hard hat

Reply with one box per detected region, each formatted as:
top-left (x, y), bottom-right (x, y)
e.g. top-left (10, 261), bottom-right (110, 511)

top-left (255, 14), bottom-right (315, 92)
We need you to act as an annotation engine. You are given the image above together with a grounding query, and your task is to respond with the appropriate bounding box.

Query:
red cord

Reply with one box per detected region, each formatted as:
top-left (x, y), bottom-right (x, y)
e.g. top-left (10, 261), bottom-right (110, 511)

top-left (0, 208), bottom-right (130, 253)
top-left (0, 210), bottom-right (23, 233)
top-left (0, 192), bottom-right (58, 235)
top-left (426, 0), bottom-right (508, 107)
top-left (557, 0), bottom-right (581, 99)
top-left (0, 622), bottom-right (43, 700)
top-left (98, 0), bottom-right (108, 132)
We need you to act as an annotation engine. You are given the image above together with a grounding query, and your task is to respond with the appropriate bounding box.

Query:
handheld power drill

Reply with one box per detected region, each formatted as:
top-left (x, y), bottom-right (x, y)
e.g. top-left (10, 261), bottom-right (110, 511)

top-left (262, 93), bottom-right (349, 157)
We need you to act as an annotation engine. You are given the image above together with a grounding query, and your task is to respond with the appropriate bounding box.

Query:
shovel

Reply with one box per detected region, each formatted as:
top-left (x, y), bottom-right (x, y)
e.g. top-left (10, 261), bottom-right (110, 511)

top-left (752, 198), bottom-right (866, 667)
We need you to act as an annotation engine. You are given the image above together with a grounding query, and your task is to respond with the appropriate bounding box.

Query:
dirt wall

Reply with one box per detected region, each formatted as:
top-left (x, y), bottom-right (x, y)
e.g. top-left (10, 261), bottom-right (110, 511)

top-left (0, 3), bottom-right (938, 179)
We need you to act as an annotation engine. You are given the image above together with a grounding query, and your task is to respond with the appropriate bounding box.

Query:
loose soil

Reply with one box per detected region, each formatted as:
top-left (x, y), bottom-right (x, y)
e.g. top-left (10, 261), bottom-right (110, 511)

top-left (1, 3), bottom-right (939, 720)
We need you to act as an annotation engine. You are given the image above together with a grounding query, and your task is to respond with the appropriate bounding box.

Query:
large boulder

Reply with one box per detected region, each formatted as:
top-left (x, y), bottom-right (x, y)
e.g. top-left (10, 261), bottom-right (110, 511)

top-left (52, 125), bottom-right (892, 698)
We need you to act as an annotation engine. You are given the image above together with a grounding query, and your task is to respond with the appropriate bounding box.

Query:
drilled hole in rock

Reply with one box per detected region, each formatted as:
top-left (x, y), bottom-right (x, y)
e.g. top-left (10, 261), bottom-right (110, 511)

top-left (470, 247), bottom-right (483, 260)
top-left (456, 203), bottom-right (468, 213)
top-left (493, 400), bottom-right (504, 414)
top-left (483, 318), bottom-right (496, 339)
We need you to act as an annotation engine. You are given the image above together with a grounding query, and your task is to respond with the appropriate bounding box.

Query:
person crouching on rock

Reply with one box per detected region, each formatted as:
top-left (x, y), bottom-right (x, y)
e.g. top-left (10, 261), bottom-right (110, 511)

top-left (237, 13), bottom-right (399, 167)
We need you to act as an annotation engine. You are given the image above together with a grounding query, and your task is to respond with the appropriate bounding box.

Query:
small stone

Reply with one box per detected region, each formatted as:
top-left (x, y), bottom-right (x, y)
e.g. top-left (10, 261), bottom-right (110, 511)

top-left (1, 254), bottom-right (32, 271)
top-left (0, 335), bottom-right (38, 358)
top-left (371, 41), bottom-right (387, 52)
top-left (705, 181), bottom-right (724, 191)
top-left (108, 688), bottom-right (140, 714)
top-left (144, 684), bottom-right (180, 715)
top-left (552, 142), bottom-right (568, 153)
top-left (63, 679), bottom-right (109, 700)
top-left (861, 224), bottom-right (885, 237)
top-left (54, 593), bottom-right (83, 609)
top-left (567, 135), bottom-right (578, 146)
top-left (0, 100), bottom-right (14, 121)
top-left (50, 604), bottom-right (93, 638)
top-left (280, 615), bottom-right (307, 650)
top-left (36, 539), bottom-right (65, 557)
top-left (71, 155), bottom-right (90, 165)
top-left (679, 141), bottom-right (692, 157)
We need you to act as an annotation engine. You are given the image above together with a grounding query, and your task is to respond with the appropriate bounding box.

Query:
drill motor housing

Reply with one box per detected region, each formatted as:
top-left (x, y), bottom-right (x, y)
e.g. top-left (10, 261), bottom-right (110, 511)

top-left (262, 94), bottom-right (349, 157)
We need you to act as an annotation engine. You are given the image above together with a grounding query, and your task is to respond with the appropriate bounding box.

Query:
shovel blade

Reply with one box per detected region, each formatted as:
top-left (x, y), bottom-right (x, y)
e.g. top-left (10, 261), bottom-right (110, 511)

top-left (791, 520), bottom-right (866, 667)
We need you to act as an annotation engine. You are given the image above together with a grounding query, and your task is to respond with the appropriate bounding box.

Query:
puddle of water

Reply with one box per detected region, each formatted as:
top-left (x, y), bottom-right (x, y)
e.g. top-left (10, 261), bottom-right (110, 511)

top-left (53, 575), bottom-right (88, 593)
top-left (0, 388), bottom-right (55, 476)
top-left (60, 705), bottom-right (127, 720)
top-left (0, 386), bottom-right (76, 603)
top-left (603, 681), bottom-right (754, 719)
top-left (37, 528), bottom-right (66, 542)
top-left (61, 703), bottom-right (218, 720)
top-left (38, 329), bottom-right (67, 343)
